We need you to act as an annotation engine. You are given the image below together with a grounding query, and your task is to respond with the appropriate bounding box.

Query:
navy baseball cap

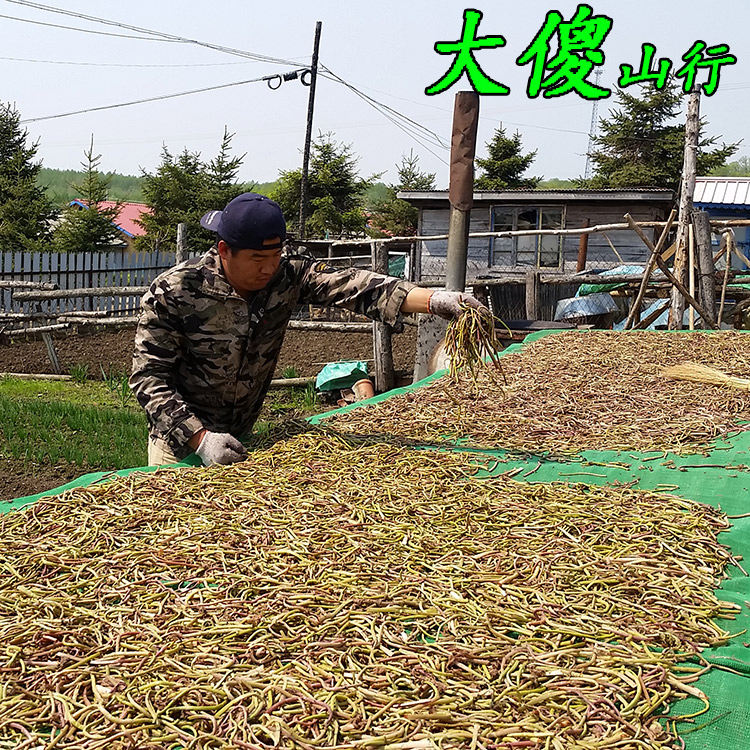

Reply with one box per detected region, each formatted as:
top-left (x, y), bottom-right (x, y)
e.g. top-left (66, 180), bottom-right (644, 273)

top-left (200, 193), bottom-right (286, 250)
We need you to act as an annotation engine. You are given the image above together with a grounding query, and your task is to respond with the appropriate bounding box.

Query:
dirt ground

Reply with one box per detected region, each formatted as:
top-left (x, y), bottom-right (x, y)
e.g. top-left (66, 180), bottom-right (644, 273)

top-left (0, 326), bottom-right (417, 380)
top-left (0, 326), bottom-right (417, 502)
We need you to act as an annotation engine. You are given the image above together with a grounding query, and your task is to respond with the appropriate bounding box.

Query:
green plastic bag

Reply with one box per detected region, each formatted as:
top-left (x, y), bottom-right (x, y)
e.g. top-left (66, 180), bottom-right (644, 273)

top-left (314, 361), bottom-right (369, 392)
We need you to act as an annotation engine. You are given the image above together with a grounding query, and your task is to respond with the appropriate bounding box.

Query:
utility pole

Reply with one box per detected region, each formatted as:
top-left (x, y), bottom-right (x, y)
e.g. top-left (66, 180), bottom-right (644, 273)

top-left (669, 86), bottom-right (701, 329)
top-left (298, 21), bottom-right (322, 241)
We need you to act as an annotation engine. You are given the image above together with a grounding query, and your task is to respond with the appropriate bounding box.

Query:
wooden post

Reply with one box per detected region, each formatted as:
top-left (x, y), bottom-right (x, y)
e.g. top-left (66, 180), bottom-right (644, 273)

top-left (693, 209), bottom-right (716, 328)
top-left (445, 91), bottom-right (480, 292)
top-left (372, 241), bottom-right (394, 392)
top-left (669, 87), bottom-right (701, 329)
top-left (525, 268), bottom-right (541, 321)
top-left (688, 224), bottom-right (695, 330)
top-left (576, 219), bottom-right (589, 273)
top-left (176, 223), bottom-right (187, 264)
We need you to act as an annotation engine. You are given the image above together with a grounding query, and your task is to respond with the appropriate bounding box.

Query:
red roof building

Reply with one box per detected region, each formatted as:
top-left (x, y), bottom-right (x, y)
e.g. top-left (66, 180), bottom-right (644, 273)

top-left (68, 200), bottom-right (152, 241)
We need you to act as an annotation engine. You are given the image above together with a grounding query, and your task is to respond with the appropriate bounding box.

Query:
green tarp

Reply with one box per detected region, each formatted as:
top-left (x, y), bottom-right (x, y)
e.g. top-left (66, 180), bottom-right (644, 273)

top-left (8, 329), bottom-right (750, 747)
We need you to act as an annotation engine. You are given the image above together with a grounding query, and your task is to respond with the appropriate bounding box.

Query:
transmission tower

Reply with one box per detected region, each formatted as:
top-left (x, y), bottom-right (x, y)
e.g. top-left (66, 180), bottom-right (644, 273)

top-left (584, 69), bottom-right (603, 180)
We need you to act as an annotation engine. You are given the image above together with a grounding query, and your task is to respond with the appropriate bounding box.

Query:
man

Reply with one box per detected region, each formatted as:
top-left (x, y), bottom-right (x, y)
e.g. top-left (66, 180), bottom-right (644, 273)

top-left (131, 193), bottom-right (484, 466)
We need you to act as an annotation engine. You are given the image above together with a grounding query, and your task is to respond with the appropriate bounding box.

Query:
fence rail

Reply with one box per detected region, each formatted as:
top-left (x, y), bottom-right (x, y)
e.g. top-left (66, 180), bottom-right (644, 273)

top-left (0, 249), bottom-right (186, 315)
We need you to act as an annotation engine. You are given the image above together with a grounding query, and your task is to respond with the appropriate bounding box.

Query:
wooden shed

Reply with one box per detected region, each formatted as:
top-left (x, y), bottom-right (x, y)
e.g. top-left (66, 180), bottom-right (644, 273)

top-left (398, 188), bottom-right (674, 283)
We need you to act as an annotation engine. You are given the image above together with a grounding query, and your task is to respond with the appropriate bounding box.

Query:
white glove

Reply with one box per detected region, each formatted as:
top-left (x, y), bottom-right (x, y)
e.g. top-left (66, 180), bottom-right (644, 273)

top-left (428, 291), bottom-right (485, 320)
top-left (195, 431), bottom-right (247, 466)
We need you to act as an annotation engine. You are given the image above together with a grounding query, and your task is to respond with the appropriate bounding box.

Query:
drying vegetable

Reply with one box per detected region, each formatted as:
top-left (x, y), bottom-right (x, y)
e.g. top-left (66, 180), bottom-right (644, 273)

top-left (444, 304), bottom-right (506, 385)
top-left (0, 433), bottom-right (739, 749)
top-left (325, 330), bottom-right (750, 455)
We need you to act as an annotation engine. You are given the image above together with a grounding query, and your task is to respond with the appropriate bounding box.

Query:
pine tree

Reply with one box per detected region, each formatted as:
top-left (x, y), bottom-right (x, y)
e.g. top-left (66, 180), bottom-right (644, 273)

top-left (0, 102), bottom-right (57, 252)
top-left (369, 150), bottom-right (437, 237)
top-left (137, 131), bottom-right (246, 252)
top-left (475, 127), bottom-right (541, 190)
top-left (272, 132), bottom-right (377, 238)
top-left (53, 139), bottom-right (124, 253)
top-left (581, 79), bottom-right (738, 191)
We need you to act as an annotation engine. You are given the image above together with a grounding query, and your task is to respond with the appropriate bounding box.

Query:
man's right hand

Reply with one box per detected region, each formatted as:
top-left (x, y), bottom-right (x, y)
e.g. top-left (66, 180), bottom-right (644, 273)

top-left (194, 431), bottom-right (248, 466)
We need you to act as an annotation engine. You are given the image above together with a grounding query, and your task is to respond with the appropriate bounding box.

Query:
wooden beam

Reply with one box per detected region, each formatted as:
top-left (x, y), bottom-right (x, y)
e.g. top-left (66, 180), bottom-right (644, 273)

top-left (625, 214), bottom-right (716, 329)
top-left (624, 209), bottom-right (677, 330)
top-left (14, 287), bottom-right (149, 301)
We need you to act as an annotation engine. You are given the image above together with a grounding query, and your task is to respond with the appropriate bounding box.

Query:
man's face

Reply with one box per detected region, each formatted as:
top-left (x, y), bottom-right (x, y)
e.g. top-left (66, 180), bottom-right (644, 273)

top-left (217, 239), bottom-right (283, 296)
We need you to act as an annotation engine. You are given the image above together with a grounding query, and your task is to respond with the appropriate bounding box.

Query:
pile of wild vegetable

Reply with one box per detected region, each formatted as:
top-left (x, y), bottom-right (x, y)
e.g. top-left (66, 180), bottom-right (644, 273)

top-left (0, 434), bottom-right (739, 748)
top-left (324, 330), bottom-right (750, 455)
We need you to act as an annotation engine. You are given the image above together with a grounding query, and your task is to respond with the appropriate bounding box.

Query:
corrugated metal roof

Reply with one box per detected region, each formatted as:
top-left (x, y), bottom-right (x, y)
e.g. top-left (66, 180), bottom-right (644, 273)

top-left (69, 200), bottom-right (151, 237)
top-left (694, 177), bottom-right (750, 207)
top-left (399, 188), bottom-right (674, 203)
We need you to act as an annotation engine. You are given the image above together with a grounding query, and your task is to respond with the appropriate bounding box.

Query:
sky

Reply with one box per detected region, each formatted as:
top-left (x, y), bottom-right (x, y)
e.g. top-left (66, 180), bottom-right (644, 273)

top-left (1, 0), bottom-right (748, 190)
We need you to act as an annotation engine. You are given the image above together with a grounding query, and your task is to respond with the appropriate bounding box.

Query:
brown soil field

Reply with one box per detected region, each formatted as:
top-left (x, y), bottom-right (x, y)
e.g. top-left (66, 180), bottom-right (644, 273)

top-left (0, 326), bottom-right (417, 379)
top-left (0, 326), bottom-right (416, 502)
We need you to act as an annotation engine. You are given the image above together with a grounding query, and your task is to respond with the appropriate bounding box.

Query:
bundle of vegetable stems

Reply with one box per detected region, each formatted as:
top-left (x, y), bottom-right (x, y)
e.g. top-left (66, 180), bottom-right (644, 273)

top-left (0, 433), bottom-right (740, 749)
top-left (444, 303), bottom-right (506, 384)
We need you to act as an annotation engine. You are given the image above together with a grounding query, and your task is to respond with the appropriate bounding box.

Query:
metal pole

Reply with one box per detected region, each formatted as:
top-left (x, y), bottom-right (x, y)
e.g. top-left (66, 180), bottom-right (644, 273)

top-left (445, 91), bottom-right (480, 292)
top-left (298, 21), bottom-right (322, 240)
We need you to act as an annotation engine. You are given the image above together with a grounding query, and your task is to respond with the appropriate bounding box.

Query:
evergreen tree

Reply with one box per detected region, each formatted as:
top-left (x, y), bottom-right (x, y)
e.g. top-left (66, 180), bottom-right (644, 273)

top-left (475, 127), bottom-right (541, 190)
top-left (369, 150), bottom-right (437, 237)
top-left (137, 130), bottom-right (246, 252)
top-left (581, 79), bottom-right (738, 191)
top-left (53, 139), bottom-right (124, 253)
top-left (272, 132), bottom-right (377, 238)
top-left (710, 156), bottom-right (750, 177)
top-left (0, 102), bottom-right (57, 252)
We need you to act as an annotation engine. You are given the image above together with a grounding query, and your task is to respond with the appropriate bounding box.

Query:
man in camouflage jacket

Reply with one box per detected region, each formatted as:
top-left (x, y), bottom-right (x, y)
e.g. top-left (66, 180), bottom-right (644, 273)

top-left (131, 193), bottom-right (483, 466)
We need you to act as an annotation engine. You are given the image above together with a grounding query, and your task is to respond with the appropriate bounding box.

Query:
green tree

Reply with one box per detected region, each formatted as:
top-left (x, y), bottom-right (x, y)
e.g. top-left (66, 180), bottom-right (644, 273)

top-left (710, 156), bottom-right (750, 177)
top-left (0, 102), bottom-right (57, 252)
top-left (272, 132), bottom-right (377, 238)
top-left (580, 79), bottom-right (738, 191)
top-left (475, 126), bottom-right (541, 190)
top-left (368, 150), bottom-right (437, 237)
top-left (53, 139), bottom-right (124, 253)
top-left (137, 129), bottom-right (247, 252)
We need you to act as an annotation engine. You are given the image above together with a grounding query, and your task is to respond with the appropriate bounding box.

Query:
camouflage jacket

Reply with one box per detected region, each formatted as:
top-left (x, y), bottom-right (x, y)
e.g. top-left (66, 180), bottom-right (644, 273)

top-left (131, 246), bottom-right (415, 458)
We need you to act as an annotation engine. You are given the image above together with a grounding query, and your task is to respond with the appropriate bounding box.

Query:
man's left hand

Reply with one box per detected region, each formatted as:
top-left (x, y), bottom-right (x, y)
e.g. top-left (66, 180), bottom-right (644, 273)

top-left (428, 291), bottom-right (486, 320)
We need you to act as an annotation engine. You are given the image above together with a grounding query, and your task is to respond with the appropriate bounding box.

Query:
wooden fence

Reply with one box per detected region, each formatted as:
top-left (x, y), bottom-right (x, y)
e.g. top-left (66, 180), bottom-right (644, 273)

top-left (0, 249), bottom-right (191, 315)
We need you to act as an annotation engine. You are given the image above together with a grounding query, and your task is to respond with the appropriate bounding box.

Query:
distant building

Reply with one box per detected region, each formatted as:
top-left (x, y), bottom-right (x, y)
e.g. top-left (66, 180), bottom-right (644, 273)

top-left (694, 177), bottom-right (750, 264)
top-left (67, 200), bottom-right (152, 251)
top-left (398, 188), bottom-right (674, 283)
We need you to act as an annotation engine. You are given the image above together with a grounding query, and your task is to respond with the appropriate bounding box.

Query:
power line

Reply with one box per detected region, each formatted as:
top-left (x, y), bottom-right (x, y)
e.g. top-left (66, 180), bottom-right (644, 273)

top-left (320, 67), bottom-right (450, 165)
top-left (2, 0), bottom-right (302, 67)
top-left (0, 54), bottom-right (256, 68)
top-left (0, 11), bottom-right (173, 40)
top-left (20, 72), bottom-right (307, 124)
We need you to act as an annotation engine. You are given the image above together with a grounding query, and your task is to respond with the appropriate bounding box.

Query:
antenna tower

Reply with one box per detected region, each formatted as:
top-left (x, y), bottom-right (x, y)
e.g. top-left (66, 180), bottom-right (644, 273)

top-left (584, 69), bottom-right (604, 180)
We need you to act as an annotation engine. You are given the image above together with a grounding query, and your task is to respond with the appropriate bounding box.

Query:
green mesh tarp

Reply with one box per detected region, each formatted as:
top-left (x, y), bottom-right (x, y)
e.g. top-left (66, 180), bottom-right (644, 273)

top-left (8, 329), bottom-right (750, 748)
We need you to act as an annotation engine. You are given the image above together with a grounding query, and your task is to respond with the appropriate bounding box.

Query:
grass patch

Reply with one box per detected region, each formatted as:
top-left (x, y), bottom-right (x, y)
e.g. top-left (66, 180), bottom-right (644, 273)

top-left (0, 378), bottom-right (333, 477)
top-left (0, 377), bottom-right (147, 470)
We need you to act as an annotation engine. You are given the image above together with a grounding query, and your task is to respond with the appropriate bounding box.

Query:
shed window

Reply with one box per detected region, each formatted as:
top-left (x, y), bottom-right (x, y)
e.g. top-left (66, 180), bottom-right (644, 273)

top-left (490, 206), bottom-right (564, 267)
